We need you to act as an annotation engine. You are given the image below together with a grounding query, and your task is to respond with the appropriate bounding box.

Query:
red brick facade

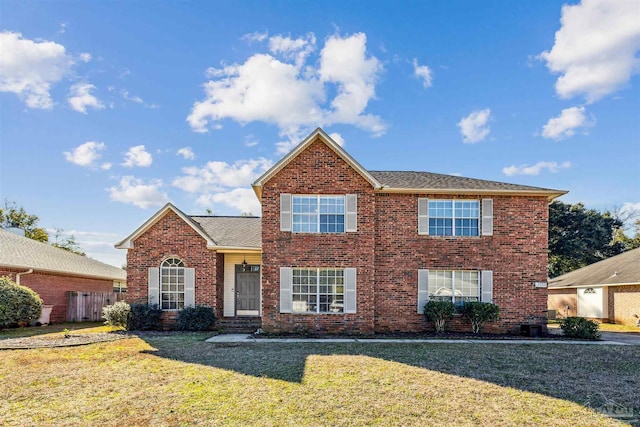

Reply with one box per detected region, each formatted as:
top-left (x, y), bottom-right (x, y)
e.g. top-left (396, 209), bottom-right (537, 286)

top-left (125, 210), bottom-right (220, 324)
top-left (259, 137), bottom-right (550, 334)
top-left (0, 268), bottom-right (113, 323)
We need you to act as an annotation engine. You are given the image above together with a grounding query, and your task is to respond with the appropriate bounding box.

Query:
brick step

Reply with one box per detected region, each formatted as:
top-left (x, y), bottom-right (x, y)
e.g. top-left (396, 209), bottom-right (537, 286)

top-left (218, 317), bottom-right (262, 333)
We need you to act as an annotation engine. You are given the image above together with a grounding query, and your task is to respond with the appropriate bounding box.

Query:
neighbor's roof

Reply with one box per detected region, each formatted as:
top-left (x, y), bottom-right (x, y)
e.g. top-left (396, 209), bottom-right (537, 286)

top-left (370, 171), bottom-right (566, 198)
top-left (549, 248), bottom-right (640, 289)
top-left (0, 228), bottom-right (126, 281)
top-left (190, 216), bottom-right (261, 249)
top-left (115, 203), bottom-right (261, 251)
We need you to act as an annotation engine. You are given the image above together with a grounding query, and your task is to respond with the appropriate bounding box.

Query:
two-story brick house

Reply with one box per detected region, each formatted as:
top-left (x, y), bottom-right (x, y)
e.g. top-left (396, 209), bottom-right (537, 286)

top-left (117, 128), bottom-right (566, 333)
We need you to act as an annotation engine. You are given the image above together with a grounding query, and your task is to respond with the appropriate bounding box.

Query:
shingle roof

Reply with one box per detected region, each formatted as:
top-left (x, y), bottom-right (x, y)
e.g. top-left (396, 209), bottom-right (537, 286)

top-left (370, 171), bottom-right (562, 194)
top-left (189, 216), bottom-right (261, 248)
top-left (549, 248), bottom-right (640, 288)
top-left (0, 228), bottom-right (126, 281)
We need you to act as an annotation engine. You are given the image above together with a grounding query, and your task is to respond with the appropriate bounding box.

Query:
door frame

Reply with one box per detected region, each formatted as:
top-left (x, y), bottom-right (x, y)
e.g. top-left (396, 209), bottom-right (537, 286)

top-left (234, 264), bottom-right (261, 316)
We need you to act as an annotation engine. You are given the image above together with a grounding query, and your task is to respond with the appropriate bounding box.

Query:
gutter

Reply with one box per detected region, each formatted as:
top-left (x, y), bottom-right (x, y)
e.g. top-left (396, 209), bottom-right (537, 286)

top-left (15, 268), bottom-right (33, 285)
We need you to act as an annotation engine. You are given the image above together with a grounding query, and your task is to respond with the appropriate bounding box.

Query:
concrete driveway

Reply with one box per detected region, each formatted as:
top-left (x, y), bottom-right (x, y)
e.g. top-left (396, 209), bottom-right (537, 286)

top-left (599, 331), bottom-right (640, 345)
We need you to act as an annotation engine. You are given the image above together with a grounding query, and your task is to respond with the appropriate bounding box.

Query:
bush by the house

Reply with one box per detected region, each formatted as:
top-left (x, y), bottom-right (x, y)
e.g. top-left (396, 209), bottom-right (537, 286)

top-left (560, 317), bottom-right (600, 340)
top-left (102, 301), bottom-right (131, 328)
top-left (0, 276), bottom-right (43, 328)
top-left (462, 302), bottom-right (500, 334)
top-left (176, 305), bottom-right (216, 331)
top-left (127, 302), bottom-right (163, 331)
top-left (423, 300), bottom-right (455, 333)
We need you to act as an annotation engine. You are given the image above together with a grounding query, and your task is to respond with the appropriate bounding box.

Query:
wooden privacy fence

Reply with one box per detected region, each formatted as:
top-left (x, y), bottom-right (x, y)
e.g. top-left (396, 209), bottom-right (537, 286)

top-left (67, 291), bottom-right (127, 322)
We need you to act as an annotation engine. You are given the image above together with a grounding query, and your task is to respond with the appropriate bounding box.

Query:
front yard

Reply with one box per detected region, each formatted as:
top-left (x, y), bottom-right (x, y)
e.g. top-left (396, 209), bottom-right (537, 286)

top-left (0, 329), bottom-right (638, 426)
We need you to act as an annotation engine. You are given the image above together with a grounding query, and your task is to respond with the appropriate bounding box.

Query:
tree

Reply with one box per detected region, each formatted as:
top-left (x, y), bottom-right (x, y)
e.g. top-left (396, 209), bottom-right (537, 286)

top-left (0, 200), bottom-right (49, 242)
top-left (548, 201), bottom-right (626, 278)
top-left (51, 228), bottom-right (86, 256)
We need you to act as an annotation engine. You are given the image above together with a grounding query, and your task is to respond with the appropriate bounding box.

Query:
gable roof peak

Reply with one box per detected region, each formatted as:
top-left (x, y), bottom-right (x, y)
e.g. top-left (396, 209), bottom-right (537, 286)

top-left (252, 127), bottom-right (382, 199)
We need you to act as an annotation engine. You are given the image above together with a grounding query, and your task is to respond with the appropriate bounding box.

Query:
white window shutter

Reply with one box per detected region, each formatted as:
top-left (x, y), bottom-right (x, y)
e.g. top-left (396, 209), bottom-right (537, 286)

top-left (418, 198), bottom-right (429, 235)
top-left (417, 269), bottom-right (429, 313)
top-left (481, 270), bottom-right (493, 303)
top-left (344, 268), bottom-right (357, 313)
top-left (184, 268), bottom-right (195, 307)
top-left (280, 267), bottom-right (292, 313)
top-left (481, 199), bottom-right (493, 236)
top-left (148, 268), bottom-right (159, 306)
top-left (280, 194), bottom-right (292, 232)
top-left (345, 194), bottom-right (358, 232)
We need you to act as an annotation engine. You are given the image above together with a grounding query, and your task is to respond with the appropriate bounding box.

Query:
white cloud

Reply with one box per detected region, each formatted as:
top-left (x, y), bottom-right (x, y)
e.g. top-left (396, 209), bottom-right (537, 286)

top-left (101, 162), bottom-right (112, 170)
top-left (173, 158), bottom-right (272, 193)
top-left (244, 135), bottom-right (259, 147)
top-left (241, 31), bottom-right (268, 44)
top-left (107, 176), bottom-right (168, 208)
top-left (79, 53), bottom-right (92, 63)
top-left (187, 32), bottom-right (385, 149)
top-left (122, 145), bottom-right (153, 168)
top-left (196, 188), bottom-right (261, 215)
top-left (64, 141), bottom-right (106, 167)
top-left (177, 147), bottom-right (195, 160)
top-left (502, 161), bottom-right (572, 176)
top-left (542, 106), bottom-right (593, 140)
top-left (68, 82), bottom-right (104, 114)
top-left (0, 31), bottom-right (72, 109)
top-left (457, 108), bottom-right (491, 143)
top-left (329, 132), bottom-right (345, 147)
top-left (412, 58), bottom-right (433, 88)
top-left (539, 0), bottom-right (640, 102)
top-left (121, 89), bottom-right (143, 104)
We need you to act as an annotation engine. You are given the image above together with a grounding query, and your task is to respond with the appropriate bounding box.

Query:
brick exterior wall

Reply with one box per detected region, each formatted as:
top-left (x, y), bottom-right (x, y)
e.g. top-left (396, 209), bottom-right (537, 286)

top-left (608, 285), bottom-right (640, 325)
top-left (0, 268), bottom-right (113, 323)
top-left (375, 193), bottom-right (549, 334)
top-left (548, 289), bottom-right (578, 318)
top-left (125, 210), bottom-right (221, 326)
top-left (261, 139), bottom-right (377, 334)
top-left (260, 137), bottom-right (550, 334)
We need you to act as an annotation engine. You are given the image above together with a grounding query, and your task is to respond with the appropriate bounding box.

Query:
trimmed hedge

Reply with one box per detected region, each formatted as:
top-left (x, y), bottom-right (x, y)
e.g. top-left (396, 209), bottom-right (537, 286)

top-left (102, 301), bottom-right (131, 328)
top-left (560, 317), bottom-right (601, 340)
top-left (127, 303), bottom-right (163, 331)
top-left (176, 305), bottom-right (217, 331)
top-left (0, 276), bottom-right (43, 328)
top-left (462, 302), bottom-right (500, 334)
top-left (423, 300), bottom-right (455, 333)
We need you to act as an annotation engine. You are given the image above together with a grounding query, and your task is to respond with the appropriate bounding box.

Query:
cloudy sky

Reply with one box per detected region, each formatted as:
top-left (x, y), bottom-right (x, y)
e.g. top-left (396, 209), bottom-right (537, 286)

top-left (1, 0), bottom-right (639, 267)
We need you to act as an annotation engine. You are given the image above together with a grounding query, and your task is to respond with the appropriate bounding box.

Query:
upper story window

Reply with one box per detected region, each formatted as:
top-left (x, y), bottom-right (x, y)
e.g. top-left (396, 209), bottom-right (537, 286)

top-left (419, 199), bottom-right (481, 236)
top-left (160, 258), bottom-right (185, 310)
top-left (292, 195), bottom-right (345, 233)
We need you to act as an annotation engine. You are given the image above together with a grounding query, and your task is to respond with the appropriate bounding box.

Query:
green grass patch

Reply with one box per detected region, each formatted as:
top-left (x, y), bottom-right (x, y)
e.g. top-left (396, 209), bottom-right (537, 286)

top-left (0, 333), bottom-right (638, 426)
top-left (0, 322), bottom-right (119, 339)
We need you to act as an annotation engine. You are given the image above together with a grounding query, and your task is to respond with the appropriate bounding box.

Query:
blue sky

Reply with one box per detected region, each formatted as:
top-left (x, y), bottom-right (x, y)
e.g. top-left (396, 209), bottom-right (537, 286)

top-left (1, 0), bottom-right (639, 267)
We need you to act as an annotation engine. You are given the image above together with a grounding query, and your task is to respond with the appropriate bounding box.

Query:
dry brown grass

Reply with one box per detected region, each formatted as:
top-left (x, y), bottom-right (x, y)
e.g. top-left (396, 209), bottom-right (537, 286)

top-left (0, 332), bottom-right (638, 426)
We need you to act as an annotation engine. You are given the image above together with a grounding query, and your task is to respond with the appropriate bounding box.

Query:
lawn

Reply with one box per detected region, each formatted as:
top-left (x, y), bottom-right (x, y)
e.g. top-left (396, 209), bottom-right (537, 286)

top-left (0, 331), bottom-right (638, 426)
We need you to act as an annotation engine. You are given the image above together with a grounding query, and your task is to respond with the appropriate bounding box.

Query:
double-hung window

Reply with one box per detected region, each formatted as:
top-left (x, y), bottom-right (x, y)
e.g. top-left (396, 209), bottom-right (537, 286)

top-left (428, 270), bottom-right (479, 305)
top-left (160, 258), bottom-right (185, 310)
top-left (428, 200), bottom-right (479, 236)
top-left (292, 268), bottom-right (344, 313)
top-left (292, 195), bottom-right (345, 233)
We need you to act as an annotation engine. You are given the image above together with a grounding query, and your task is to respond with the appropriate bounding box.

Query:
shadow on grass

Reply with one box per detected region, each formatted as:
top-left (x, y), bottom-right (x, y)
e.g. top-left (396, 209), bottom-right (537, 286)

top-left (0, 322), bottom-right (107, 339)
top-left (138, 332), bottom-right (640, 425)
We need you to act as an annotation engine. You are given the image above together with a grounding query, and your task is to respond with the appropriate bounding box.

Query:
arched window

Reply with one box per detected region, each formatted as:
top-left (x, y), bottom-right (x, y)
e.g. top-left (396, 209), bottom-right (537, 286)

top-left (160, 258), bottom-right (185, 310)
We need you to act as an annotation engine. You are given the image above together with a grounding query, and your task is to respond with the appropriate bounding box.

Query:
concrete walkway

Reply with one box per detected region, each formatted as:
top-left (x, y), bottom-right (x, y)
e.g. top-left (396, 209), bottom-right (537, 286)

top-left (205, 334), bottom-right (633, 345)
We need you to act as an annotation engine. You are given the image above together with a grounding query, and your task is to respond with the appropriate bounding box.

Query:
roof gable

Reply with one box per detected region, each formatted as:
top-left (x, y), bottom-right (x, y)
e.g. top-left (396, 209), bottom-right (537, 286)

top-left (0, 228), bottom-right (126, 281)
top-left (115, 203), bottom-right (215, 249)
top-left (252, 128), bottom-right (382, 199)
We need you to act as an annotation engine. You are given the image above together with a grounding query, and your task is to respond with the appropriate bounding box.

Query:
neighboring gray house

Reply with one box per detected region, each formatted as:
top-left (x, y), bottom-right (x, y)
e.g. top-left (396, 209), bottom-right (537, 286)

top-left (0, 228), bottom-right (127, 323)
top-left (548, 248), bottom-right (640, 325)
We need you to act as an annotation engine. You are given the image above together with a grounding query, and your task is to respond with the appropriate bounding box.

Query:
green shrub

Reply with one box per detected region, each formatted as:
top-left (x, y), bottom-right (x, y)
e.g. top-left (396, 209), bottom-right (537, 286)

top-left (102, 301), bottom-right (130, 328)
top-left (423, 300), bottom-right (455, 333)
top-left (127, 302), bottom-right (163, 331)
top-left (462, 302), bottom-right (500, 334)
top-left (0, 276), bottom-right (43, 328)
top-left (560, 317), bottom-right (600, 340)
top-left (176, 305), bottom-right (216, 331)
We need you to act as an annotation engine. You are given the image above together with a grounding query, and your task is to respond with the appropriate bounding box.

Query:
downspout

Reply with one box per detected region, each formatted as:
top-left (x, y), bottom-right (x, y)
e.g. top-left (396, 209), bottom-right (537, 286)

top-left (16, 269), bottom-right (33, 285)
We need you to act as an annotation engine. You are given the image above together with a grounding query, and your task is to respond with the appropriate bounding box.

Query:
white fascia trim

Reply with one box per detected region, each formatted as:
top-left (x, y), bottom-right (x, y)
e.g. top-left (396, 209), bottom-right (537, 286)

top-left (549, 282), bottom-right (640, 290)
top-left (114, 203), bottom-right (216, 249)
top-left (207, 246), bottom-right (262, 253)
top-left (378, 187), bottom-right (568, 201)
